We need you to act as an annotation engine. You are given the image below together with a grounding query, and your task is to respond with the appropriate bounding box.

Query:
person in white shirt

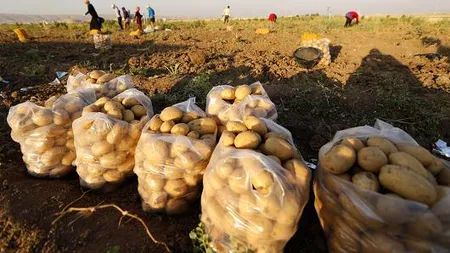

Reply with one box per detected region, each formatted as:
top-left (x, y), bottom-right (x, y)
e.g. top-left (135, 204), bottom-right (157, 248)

top-left (222, 6), bottom-right (230, 23)
top-left (112, 4), bottom-right (123, 30)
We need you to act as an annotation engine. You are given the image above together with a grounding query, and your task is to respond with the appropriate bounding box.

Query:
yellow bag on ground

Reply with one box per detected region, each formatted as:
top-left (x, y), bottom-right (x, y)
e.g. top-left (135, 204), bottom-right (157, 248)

top-left (89, 29), bottom-right (101, 35)
top-left (255, 28), bottom-right (270, 35)
top-left (130, 30), bottom-right (142, 36)
top-left (13, 28), bottom-right (29, 42)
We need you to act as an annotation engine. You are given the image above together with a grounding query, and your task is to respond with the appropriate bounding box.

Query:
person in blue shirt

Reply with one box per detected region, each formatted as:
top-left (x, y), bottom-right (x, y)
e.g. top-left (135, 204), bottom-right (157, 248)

top-left (146, 5), bottom-right (156, 28)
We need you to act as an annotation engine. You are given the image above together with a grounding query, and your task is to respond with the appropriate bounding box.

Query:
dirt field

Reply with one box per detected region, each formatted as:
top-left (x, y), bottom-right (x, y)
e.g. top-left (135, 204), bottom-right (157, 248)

top-left (1, 16), bottom-right (450, 252)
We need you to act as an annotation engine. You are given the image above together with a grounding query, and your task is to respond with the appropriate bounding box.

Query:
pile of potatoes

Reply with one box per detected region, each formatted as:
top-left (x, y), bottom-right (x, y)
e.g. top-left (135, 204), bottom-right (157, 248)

top-left (73, 89), bottom-right (153, 191)
top-left (7, 90), bottom-right (96, 178)
top-left (316, 135), bottom-right (450, 252)
top-left (301, 38), bottom-right (331, 66)
top-left (67, 70), bottom-right (133, 98)
top-left (206, 83), bottom-right (277, 124)
top-left (201, 117), bottom-right (311, 253)
top-left (134, 100), bottom-right (218, 214)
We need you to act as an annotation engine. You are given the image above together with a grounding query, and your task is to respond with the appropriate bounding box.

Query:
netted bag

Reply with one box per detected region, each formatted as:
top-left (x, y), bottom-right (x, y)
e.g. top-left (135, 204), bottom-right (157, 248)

top-left (7, 89), bottom-right (96, 178)
top-left (315, 119), bottom-right (450, 253)
top-left (67, 70), bottom-right (133, 98)
top-left (201, 118), bottom-right (311, 253)
top-left (301, 38), bottom-right (331, 66)
top-left (93, 34), bottom-right (112, 50)
top-left (73, 89), bottom-right (154, 191)
top-left (134, 98), bottom-right (218, 214)
top-left (206, 82), bottom-right (277, 124)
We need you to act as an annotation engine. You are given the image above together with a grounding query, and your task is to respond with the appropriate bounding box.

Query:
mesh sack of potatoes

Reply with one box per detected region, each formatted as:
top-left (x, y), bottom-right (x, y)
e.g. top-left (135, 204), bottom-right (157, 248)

top-left (73, 88), bottom-right (154, 191)
top-left (134, 98), bottom-right (218, 215)
top-left (201, 117), bottom-right (311, 253)
top-left (314, 119), bottom-right (450, 253)
top-left (206, 82), bottom-right (277, 124)
top-left (300, 38), bottom-right (331, 66)
top-left (7, 89), bottom-right (96, 178)
top-left (67, 70), bottom-right (133, 98)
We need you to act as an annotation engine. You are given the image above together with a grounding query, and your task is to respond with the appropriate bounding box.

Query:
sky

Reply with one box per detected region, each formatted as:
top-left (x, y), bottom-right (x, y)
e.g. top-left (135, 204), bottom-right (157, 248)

top-left (1, 0), bottom-right (449, 18)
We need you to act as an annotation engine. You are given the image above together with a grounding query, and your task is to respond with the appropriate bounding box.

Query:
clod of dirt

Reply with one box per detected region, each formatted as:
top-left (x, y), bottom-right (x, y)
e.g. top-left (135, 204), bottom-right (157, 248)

top-left (436, 75), bottom-right (450, 87)
top-left (188, 51), bottom-right (206, 65)
top-left (10, 91), bottom-right (18, 98)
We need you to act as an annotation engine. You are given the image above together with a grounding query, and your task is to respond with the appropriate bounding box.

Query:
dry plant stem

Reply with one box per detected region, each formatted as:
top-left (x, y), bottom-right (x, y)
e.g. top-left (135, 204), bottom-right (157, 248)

top-left (53, 203), bottom-right (170, 252)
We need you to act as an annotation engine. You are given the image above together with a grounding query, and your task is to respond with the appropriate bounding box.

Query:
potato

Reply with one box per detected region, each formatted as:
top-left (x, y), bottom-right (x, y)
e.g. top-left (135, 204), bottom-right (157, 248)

top-left (104, 101), bottom-right (123, 112)
top-left (145, 174), bottom-right (166, 191)
top-left (181, 112), bottom-right (200, 123)
top-left (90, 70), bottom-right (106, 79)
top-left (406, 211), bottom-right (442, 239)
top-left (235, 85), bottom-right (252, 100)
top-left (284, 159), bottom-right (311, 185)
top-left (121, 110), bottom-right (134, 123)
top-left (216, 160), bottom-right (235, 179)
top-left (341, 137), bottom-right (365, 151)
top-left (147, 116), bottom-right (163, 132)
top-left (160, 120), bottom-right (175, 133)
top-left (264, 131), bottom-right (288, 141)
top-left (94, 97), bottom-right (110, 107)
top-left (352, 171), bottom-right (380, 192)
top-left (268, 155), bottom-right (281, 165)
top-left (65, 138), bottom-right (75, 150)
top-left (389, 152), bottom-right (436, 184)
top-left (160, 107), bottom-right (183, 122)
top-left (41, 147), bottom-right (67, 166)
top-left (103, 170), bottom-right (124, 182)
top-left (396, 144), bottom-right (434, 167)
top-left (188, 118), bottom-right (217, 135)
top-left (426, 158), bottom-right (445, 176)
top-left (174, 151), bottom-right (200, 170)
top-left (403, 239), bottom-right (433, 253)
top-left (276, 194), bottom-right (300, 225)
top-left (121, 97), bottom-right (140, 107)
top-left (234, 131), bottom-right (261, 149)
top-left (106, 122), bottom-right (128, 144)
top-left (131, 105), bottom-right (146, 118)
top-left (184, 173), bottom-right (202, 186)
top-left (86, 78), bottom-right (96, 84)
top-left (256, 195), bottom-right (281, 219)
top-left (164, 179), bottom-right (188, 198)
top-left (244, 116), bottom-right (268, 136)
top-left (82, 104), bottom-right (100, 116)
top-left (117, 158), bottom-right (135, 173)
top-left (186, 131), bottom-right (200, 139)
top-left (244, 215), bottom-right (273, 238)
top-left (251, 170), bottom-right (274, 194)
top-left (220, 87), bottom-right (235, 100)
top-left (31, 109), bottom-right (53, 127)
top-left (44, 95), bottom-right (58, 108)
top-left (171, 123), bottom-right (190, 136)
top-left (357, 147), bottom-right (388, 172)
top-left (225, 121), bottom-right (247, 134)
top-left (238, 194), bottom-right (258, 215)
top-left (360, 231), bottom-right (405, 253)
top-left (321, 145), bottom-right (356, 174)
top-left (264, 137), bottom-right (294, 161)
top-left (91, 141), bottom-right (115, 156)
top-left (144, 140), bottom-right (169, 163)
top-left (107, 108), bottom-right (123, 120)
top-left (99, 151), bottom-right (127, 168)
top-left (367, 136), bottom-right (398, 155)
top-left (257, 99), bottom-right (274, 111)
top-left (166, 198), bottom-right (189, 215)
top-left (128, 122), bottom-right (142, 140)
top-left (376, 194), bottom-right (413, 224)
top-left (252, 84), bottom-right (263, 95)
top-left (339, 193), bottom-right (384, 229)
top-left (61, 151), bottom-right (76, 166)
top-left (379, 165), bottom-right (437, 205)
top-left (228, 169), bottom-right (247, 194)
top-left (438, 167), bottom-right (450, 186)
top-left (329, 216), bottom-right (361, 253)
top-left (145, 191), bottom-right (168, 210)
top-left (71, 111), bottom-right (82, 121)
top-left (96, 73), bottom-right (115, 83)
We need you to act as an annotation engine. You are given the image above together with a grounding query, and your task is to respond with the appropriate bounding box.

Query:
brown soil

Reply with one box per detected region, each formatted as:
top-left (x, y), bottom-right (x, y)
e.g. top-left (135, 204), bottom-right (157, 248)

top-left (1, 20), bottom-right (450, 252)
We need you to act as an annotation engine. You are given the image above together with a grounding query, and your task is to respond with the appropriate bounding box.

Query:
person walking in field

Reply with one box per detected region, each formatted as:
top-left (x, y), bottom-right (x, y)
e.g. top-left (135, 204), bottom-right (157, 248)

top-left (222, 6), bottom-right (231, 23)
top-left (122, 7), bottom-right (130, 30)
top-left (147, 5), bottom-right (156, 28)
top-left (134, 7), bottom-right (143, 32)
top-left (112, 4), bottom-right (123, 30)
top-left (345, 11), bottom-right (359, 27)
top-left (84, 0), bottom-right (102, 30)
top-left (268, 13), bottom-right (277, 29)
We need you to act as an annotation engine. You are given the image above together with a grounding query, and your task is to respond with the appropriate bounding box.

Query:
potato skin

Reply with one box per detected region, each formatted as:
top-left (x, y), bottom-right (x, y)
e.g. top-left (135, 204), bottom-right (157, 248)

top-left (389, 152), bottom-right (436, 184)
top-left (379, 165), bottom-right (437, 205)
top-left (263, 137), bottom-right (294, 161)
top-left (360, 231), bottom-right (406, 253)
top-left (341, 137), bottom-right (365, 151)
top-left (160, 107), bottom-right (183, 122)
top-left (352, 171), bottom-right (380, 192)
top-left (221, 87), bottom-right (236, 100)
top-left (243, 116), bottom-right (267, 136)
top-left (367, 136), bottom-right (398, 155)
top-left (438, 167), bottom-right (450, 186)
top-left (427, 158), bottom-right (445, 176)
top-left (396, 144), bottom-right (434, 167)
top-left (234, 131), bottom-right (261, 149)
top-left (321, 145), bottom-right (356, 174)
top-left (225, 121), bottom-right (248, 134)
top-left (406, 212), bottom-right (442, 239)
top-left (357, 147), bottom-right (388, 172)
top-left (187, 118), bottom-right (217, 135)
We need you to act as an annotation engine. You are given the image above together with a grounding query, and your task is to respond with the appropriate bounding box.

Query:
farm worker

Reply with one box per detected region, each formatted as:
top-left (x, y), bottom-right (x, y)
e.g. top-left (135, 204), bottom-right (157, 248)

top-left (147, 5), bottom-right (156, 28)
top-left (134, 7), bottom-right (144, 32)
top-left (223, 6), bottom-right (231, 23)
top-left (345, 11), bottom-right (359, 27)
top-left (268, 13), bottom-right (277, 29)
top-left (122, 7), bottom-right (130, 30)
top-left (84, 0), bottom-right (101, 31)
top-left (112, 4), bottom-right (123, 30)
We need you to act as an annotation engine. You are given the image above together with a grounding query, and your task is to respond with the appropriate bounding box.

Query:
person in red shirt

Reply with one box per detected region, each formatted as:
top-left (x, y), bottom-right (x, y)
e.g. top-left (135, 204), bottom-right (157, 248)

top-left (345, 11), bottom-right (359, 27)
top-left (268, 13), bottom-right (277, 29)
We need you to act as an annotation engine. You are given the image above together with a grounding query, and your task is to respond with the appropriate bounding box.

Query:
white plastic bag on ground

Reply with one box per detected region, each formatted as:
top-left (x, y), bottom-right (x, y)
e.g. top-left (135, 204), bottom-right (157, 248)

top-left (93, 34), bottom-right (112, 50)
top-left (315, 119), bottom-right (450, 252)
top-left (134, 98), bottom-right (218, 215)
top-left (7, 88), bottom-right (96, 178)
top-left (67, 71), bottom-right (133, 98)
top-left (73, 89), bottom-right (154, 191)
top-left (201, 118), bottom-right (311, 253)
top-left (206, 82), bottom-right (277, 124)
